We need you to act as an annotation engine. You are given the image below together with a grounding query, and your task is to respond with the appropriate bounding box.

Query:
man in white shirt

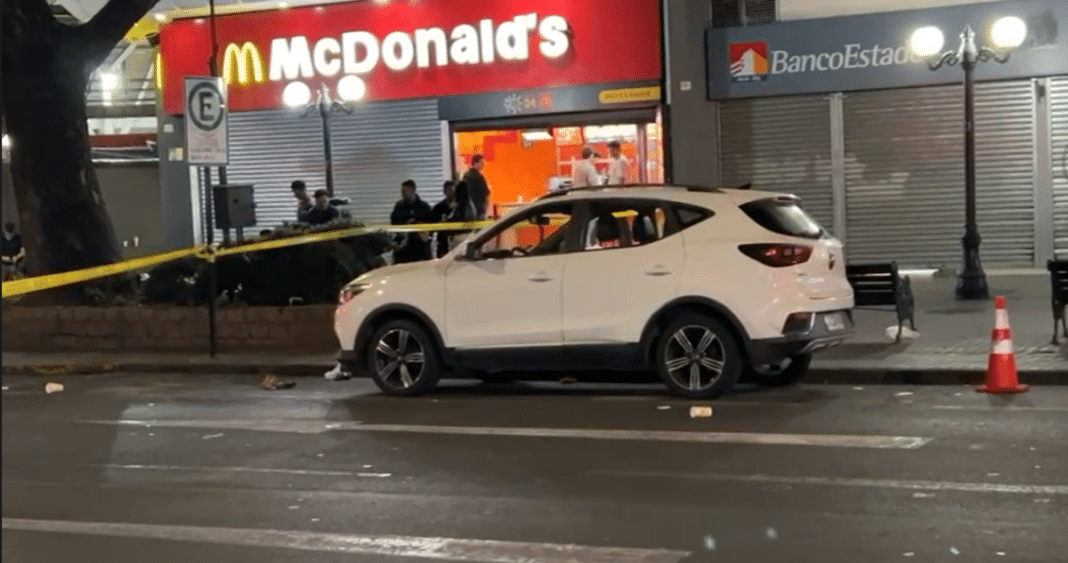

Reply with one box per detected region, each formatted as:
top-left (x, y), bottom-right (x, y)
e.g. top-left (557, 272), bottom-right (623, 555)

top-left (606, 140), bottom-right (631, 185)
top-left (571, 146), bottom-right (601, 187)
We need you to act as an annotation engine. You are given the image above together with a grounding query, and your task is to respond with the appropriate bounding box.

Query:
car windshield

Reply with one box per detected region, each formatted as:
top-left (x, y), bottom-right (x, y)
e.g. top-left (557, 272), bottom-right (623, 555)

top-left (740, 199), bottom-right (824, 239)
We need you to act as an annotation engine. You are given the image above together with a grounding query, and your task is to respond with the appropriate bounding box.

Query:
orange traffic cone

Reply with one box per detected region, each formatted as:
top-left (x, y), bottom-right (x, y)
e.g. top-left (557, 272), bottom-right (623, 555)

top-left (977, 296), bottom-right (1029, 394)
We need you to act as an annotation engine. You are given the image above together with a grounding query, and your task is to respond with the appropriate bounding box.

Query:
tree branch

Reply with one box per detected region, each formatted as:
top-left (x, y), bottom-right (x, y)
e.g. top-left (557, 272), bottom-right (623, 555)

top-left (80, 0), bottom-right (159, 63)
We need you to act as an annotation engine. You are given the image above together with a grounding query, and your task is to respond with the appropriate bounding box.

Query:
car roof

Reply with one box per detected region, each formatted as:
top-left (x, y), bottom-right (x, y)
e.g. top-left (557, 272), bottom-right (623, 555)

top-left (537, 183), bottom-right (800, 207)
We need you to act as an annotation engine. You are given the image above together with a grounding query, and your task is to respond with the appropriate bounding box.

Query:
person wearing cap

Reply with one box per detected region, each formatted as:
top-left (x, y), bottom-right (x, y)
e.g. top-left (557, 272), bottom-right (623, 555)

top-left (606, 140), bottom-right (631, 185)
top-left (571, 146), bottom-right (601, 188)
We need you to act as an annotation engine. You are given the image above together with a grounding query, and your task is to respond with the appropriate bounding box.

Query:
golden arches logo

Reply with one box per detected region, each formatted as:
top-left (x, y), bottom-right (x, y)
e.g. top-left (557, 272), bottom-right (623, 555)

top-left (222, 42), bottom-right (266, 86)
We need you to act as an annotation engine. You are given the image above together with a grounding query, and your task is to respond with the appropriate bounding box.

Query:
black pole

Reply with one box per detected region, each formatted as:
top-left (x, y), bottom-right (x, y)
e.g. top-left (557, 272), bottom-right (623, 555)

top-left (207, 0), bottom-right (230, 246)
top-left (321, 98), bottom-right (335, 197)
top-left (956, 29), bottom-right (989, 300)
top-left (203, 166), bottom-right (219, 357)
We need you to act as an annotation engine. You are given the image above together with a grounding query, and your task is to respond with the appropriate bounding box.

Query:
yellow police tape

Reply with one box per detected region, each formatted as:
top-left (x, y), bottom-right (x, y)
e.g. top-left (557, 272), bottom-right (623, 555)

top-left (1, 210), bottom-right (636, 299)
top-left (1, 219), bottom-right (494, 299)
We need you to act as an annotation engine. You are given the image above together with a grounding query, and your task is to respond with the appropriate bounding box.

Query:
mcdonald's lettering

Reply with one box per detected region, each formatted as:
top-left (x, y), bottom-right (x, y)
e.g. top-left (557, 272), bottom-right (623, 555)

top-left (222, 42), bottom-right (267, 86)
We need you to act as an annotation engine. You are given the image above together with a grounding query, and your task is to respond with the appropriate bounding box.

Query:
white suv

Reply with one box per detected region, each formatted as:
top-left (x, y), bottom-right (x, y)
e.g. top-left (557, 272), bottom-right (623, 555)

top-left (335, 185), bottom-right (854, 399)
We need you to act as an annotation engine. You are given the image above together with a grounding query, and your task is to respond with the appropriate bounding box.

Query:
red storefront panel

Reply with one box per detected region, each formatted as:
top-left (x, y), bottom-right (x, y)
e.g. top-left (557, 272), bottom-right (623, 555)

top-left (159, 0), bottom-right (662, 114)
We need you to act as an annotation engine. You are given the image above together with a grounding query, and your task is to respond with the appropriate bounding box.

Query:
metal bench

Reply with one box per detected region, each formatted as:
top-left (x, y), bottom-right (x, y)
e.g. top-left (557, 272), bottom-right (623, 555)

top-left (1048, 259), bottom-right (1068, 345)
top-left (846, 262), bottom-right (916, 344)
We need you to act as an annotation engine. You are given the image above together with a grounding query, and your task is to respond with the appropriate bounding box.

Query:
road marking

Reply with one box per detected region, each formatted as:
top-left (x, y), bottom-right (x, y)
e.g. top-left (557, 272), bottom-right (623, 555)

top-left (0, 518), bottom-right (689, 563)
top-left (592, 470), bottom-right (1068, 495)
top-left (94, 463), bottom-right (390, 478)
top-left (930, 405), bottom-right (1068, 413)
top-left (84, 419), bottom-right (930, 449)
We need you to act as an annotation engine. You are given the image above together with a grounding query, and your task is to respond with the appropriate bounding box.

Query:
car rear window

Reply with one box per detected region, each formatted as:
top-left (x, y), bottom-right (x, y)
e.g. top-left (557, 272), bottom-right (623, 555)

top-left (740, 199), bottom-right (824, 239)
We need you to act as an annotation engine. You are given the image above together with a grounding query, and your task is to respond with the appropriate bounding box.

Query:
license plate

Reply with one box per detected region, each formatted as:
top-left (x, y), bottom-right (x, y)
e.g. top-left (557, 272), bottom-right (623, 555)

top-left (823, 312), bottom-right (846, 331)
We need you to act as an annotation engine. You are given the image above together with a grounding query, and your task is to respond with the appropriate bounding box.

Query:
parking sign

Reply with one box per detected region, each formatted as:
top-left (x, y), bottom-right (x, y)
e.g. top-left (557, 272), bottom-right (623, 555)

top-left (184, 76), bottom-right (229, 166)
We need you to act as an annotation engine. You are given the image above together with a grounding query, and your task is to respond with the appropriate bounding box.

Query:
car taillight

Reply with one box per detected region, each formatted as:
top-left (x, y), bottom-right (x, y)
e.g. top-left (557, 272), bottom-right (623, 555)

top-left (738, 243), bottom-right (813, 267)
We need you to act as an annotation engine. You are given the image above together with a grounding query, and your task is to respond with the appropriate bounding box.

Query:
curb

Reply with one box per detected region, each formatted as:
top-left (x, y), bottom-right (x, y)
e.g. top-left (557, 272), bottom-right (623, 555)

top-left (809, 368), bottom-right (1066, 386)
top-left (3, 362), bottom-right (1065, 385)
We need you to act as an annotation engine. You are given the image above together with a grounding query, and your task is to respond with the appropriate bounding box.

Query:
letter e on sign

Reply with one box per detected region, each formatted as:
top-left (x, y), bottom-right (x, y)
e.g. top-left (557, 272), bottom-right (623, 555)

top-left (184, 76), bottom-right (229, 166)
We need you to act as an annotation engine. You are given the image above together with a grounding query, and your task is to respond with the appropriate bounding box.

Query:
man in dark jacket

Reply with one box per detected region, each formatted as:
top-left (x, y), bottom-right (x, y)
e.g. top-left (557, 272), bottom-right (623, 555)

top-left (431, 180), bottom-right (457, 258)
top-left (390, 179), bottom-right (434, 263)
top-left (461, 154), bottom-right (491, 220)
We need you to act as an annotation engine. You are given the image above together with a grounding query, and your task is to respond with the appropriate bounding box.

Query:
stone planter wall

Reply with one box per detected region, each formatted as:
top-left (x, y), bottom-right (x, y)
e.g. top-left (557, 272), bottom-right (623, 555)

top-left (1, 305), bottom-right (337, 353)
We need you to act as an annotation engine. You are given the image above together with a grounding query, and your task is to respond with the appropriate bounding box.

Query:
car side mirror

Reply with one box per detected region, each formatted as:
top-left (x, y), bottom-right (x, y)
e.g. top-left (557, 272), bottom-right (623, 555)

top-left (460, 243), bottom-right (481, 261)
top-left (531, 215), bottom-right (551, 226)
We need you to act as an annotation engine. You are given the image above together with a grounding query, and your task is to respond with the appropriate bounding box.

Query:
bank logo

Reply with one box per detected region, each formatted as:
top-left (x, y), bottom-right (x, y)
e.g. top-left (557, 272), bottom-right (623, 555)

top-left (729, 41), bottom-right (769, 82)
top-left (222, 42), bottom-right (266, 86)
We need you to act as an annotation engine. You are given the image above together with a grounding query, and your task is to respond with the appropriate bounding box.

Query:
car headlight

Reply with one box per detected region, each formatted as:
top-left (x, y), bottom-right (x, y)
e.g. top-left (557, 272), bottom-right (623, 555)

top-left (338, 281), bottom-right (372, 305)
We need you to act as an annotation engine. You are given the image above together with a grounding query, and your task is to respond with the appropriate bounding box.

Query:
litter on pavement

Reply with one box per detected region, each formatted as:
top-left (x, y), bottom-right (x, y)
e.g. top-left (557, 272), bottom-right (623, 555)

top-left (261, 374), bottom-right (296, 390)
top-left (45, 382), bottom-right (64, 394)
top-left (690, 406), bottom-right (713, 418)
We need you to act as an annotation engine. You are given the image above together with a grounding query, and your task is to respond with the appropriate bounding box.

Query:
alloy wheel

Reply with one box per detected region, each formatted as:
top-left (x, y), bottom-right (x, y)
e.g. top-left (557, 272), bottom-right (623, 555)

top-left (663, 325), bottom-right (727, 392)
top-left (373, 328), bottom-right (426, 388)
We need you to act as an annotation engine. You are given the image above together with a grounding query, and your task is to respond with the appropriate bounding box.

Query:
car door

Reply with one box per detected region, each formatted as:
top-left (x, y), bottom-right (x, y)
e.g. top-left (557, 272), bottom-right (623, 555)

top-left (444, 201), bottom-right (579, 349)
top-left (562, 199), bottom-right (685, 345)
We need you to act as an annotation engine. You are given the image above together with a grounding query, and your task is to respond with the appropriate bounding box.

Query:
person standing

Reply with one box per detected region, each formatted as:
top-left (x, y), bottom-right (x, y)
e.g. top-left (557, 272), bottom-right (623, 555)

top-left (462, 154), bottom-right (491, 220)
top-left (303, 189), bottom-right (340, 226)
top-left (291, 180), bottom-right (313, 222)
top-left (390, 179), bottom-right (434, 263)
top-left (431, 181), bottom-right (457, 258)
top-left (2, 222), bottom-right (25, 275)
top-left (605, 140), bottom-right (632, 185)
top-left (571, 146), bottom-right (601, 188)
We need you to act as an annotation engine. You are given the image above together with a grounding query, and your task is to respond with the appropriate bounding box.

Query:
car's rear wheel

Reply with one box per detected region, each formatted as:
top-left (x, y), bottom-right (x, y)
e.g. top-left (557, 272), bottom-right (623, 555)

top-left (366, 320), bottom-right (442, 396)
top-left (749, 354), bottom-right (812, 387)
top-left (656, 314), bottom-right (743, 400)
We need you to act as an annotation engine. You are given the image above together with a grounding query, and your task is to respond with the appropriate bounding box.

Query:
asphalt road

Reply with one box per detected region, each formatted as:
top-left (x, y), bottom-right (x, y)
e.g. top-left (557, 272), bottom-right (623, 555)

top-left (3, 374), bottom-right (1067, 563)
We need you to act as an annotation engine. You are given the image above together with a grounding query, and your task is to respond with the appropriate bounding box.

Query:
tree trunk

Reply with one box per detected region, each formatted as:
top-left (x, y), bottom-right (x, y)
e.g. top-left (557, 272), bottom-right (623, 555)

top-left (2, 0), bottom-right (158, 303)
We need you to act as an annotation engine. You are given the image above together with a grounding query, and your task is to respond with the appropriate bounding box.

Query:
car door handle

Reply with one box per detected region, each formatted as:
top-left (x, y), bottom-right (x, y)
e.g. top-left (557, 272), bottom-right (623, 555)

top-left (645, 266), bottom-right (672, 276)
top-left (529, 272), bottom-right (553, 282)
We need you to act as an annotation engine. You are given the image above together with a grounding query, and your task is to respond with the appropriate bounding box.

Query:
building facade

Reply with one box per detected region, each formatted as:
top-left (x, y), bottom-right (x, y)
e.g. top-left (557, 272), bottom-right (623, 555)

top-left (668, 0), bottom-right (1068, 268)
top-left (156, 0), bottom-right (665, 241)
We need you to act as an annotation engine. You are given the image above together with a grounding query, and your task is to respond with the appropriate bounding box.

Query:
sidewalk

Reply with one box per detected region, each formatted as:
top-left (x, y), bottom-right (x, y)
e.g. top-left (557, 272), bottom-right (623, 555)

top-left (810, 273), bottom-right (1067, 383)
top-left (3, 274), bottom-right (1065, 384)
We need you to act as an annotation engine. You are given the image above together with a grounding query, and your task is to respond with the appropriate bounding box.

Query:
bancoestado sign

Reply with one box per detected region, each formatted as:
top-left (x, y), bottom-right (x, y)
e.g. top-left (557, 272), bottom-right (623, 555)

top-left (707, 0), bottom-right (1068, 100)
top-left (159, 0), bottom-right (662, 114)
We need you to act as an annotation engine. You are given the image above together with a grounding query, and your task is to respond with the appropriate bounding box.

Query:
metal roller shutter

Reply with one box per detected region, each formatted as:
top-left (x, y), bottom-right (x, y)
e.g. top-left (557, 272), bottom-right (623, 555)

top-left (974, 80), bottom-right (1036, 267)
top-left (195, 99), bottom-right (445, 239)
top-left (718, 96), bottom-right (834, 231)
top-left (1053, 76), bottom-right (1068, 259)
top-left (843, 81), bottom-right (1035, 268)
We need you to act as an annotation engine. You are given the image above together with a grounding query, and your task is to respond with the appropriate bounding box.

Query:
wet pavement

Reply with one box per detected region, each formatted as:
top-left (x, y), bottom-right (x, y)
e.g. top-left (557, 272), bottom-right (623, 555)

top-left (3, 373), bottom-right (1067, 562)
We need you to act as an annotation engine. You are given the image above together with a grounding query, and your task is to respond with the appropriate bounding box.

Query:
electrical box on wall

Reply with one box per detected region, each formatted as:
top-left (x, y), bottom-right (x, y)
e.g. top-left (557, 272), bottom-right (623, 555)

top-left (213, 184), bottom-right (256, 230)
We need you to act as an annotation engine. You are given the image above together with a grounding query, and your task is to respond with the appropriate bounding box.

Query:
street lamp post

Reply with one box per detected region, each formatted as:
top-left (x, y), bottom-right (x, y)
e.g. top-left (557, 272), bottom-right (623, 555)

top-left (910, 17), bottom-right (1027, 300)
top-left (283, 76), bottom-right (366, 197)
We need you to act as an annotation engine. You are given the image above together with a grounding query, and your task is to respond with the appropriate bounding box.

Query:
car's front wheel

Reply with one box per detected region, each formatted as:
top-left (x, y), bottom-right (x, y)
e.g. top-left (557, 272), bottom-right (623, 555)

top-left (656, 314), bottom-right (743, 400)
top-left (366, 320), bottom-right (442, 396)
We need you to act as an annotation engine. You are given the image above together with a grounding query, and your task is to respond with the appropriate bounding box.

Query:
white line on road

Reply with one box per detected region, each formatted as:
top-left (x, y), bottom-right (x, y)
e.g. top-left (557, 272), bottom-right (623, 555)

top-left (0, 518), bottom-right (690, 563)
top-left (94, 463), bottom-right (390, 478)
top-left (83, 419), bottom-right (931, 449)
top-left (592, 470), bottom-right (1068, 495)
top-left (930, 405), bottom-right (1068, 413)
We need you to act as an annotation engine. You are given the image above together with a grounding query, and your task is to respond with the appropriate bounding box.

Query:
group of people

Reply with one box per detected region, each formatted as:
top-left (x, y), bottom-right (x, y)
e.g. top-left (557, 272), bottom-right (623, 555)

top-left (286, 140), bottom-right (630, 266)
top-left (570, 140), bottom-right (632, 188)
top-left (389, 154), bottom-right (491, 264)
